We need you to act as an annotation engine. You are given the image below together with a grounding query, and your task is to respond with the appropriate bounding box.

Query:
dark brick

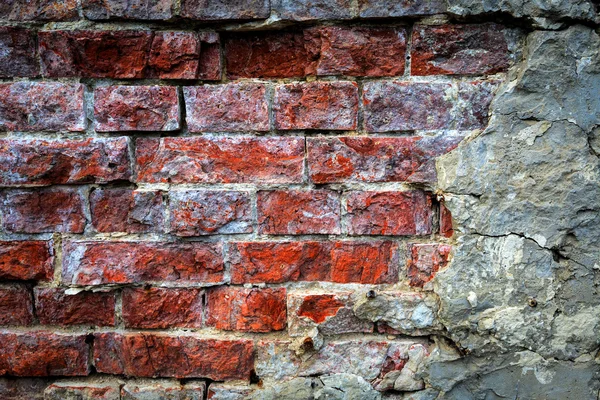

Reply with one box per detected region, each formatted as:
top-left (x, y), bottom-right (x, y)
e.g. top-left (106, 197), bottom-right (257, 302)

top-left (0, 28), bottom-right (39, 78)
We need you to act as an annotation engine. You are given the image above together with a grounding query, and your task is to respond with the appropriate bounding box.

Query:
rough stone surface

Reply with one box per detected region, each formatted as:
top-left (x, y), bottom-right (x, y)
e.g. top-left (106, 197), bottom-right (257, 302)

top-left (94, 86), bottom-right (180, 132)
top-left (0, 0), bottom-right (78, 21)
top-left (62, 241), bottom-right (224, 285)
top-left (230, 241), bottom-right (399, 284)
top-left (0, 82), bottom-right (85, 132)
top-left (91, 189), bottom-right (164, 233)
top-left (406, 244), bottom-right (452, 288)
top-left (184, 84), bottom-right (269, 132)
top-left (273, 0), bottom-right (354, 20)
top-left (169, 190), bottom-right (252, 236)
top-left (0, 378), bottom-right (48, 400)
top-left (275, 82), bottom-right (358, 130)
top-left (82, 0), bottom-right (175, 20)
top-left (121, 382), bottom-right (205, 399)
top-left (358, 0), bottom-right (447, 18)
top-left (94, 333), bottom-right (254, 380)
top-left (122, 287), bottom-right (203, 328)
top-left (345, 191), bottom-right (433, 236)
top-left (0, 241), bottom-right (53, 282)
top-left (0, 28), bottom-right (39, 78)
top-left (0, 285), bottom-right (34, 326)
top-left (0, 188), bottom-right (86, 233)
top-left (258, 190), bottom-right (341, 234)
top-left (34, 288), bottom-right (116, 326)
top-left (148, 32), bottom-right (200, 79)
top-left (45, 381), bottom-right (121, 400)
top-left (181, 0), bottom-right (270, 20)
top-left (135, 137), bottom-right (304, 184)
top-left (206, 286), bottom-right (287, 332)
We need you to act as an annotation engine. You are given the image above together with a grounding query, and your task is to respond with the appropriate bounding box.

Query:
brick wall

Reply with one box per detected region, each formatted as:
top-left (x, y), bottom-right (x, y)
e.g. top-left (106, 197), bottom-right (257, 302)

top-left (0, 1), bottom-right (511, 398)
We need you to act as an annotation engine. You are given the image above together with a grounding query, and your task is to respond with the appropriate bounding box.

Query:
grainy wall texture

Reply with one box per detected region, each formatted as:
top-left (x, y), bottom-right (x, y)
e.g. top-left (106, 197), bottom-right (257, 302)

top-left (0, 0), bottom-right (598, 399)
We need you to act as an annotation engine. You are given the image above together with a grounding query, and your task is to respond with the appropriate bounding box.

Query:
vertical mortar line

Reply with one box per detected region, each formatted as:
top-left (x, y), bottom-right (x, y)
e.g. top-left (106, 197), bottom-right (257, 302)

top-left (51, 232), bottom-right (63, 287)
top-left (115, 287), bottom-right (124, 329)
top-left (178, 85), bottom-right (188, 137)
top-left (404, 22), bottom-right (414, 79)
top-left (356, 78), bottom-right (364, 134)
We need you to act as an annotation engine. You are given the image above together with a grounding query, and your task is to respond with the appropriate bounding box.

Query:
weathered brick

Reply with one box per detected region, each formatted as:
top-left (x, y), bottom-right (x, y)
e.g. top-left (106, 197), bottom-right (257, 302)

top-left (91, 189), bottom-right (164, 233)
top-left (0, 378), bottom-right (48, 400)
top-left (206, 287), bottom-right (286, 332)
top-left (169, 190), bottom-right (252, 236)
top-left (0, 0), bottom-right (78, 21)
top-left (440, 203), bottom-right (454, 238)
top-left (148, 31), bottom-right (200, 79)
top-left (94, 333), bottom-right (254, 380)
top-left (34, 288), bottom-right (116, 326)
top-left (40, 30), bottom-right (152, 78)
top-left (0, 285), bottom-right (33, 326)
top-left (181, 0), bottom-right (270, 20)
top-left (0, 189), bottom-right (86, 234)
top-left (257, 190), bottom-right (341, 234)
top-left (275, 82), bottom-right (358, 130)
top-left (184, 83), bottom-right (269, 132)
top-left (122, 287), bottom-right (203, 328)
top-left (407, 244), bottom-right (452, 288)
top-left (62, 241), bottom-right (224, 286)
top-left (457, 80), bottom-right (500, 130)
top-left (0, 82), bottom-right (85, 132)
top-left (358, 0), bottom-right (446, 18)
top-left (135, 137), bottom-right (304, 184)
top-left (411, 24), bottom-right (510, 76)
top-left (0, 138), bottom-right (131, 186)
top-left (0, 332), bottom-right (89, 376)
top-left (83, 0), bottom-right (175, 20)
top-left (198, 32), bottom-right (222, 80)
top-left (122, 382), bottom-right (205, 400)
top-left (45, 381), bottom-right (120, 400)
top-left (363, 81), bottom-right (454, 132)
top-left (308, 136), bottom-right (463, 184)
top-left (314, 26), bottom-right (406, 76)
top-left (0, 241), bottom-right (53, 282)
top-left (273, 0), bottom-right (354, 20)
top-left (94, 86), bottom-right (180, 132)
top-left (0, 28), bottom-right (38, 78)
top-left (230, 241), bottom-right (398, 284)
top-left (225, 30), bottom-right (318, 79)
top-left (345, 191), bottom-right (433, 236)
top-left (288, 292), bottom-right (373, 336)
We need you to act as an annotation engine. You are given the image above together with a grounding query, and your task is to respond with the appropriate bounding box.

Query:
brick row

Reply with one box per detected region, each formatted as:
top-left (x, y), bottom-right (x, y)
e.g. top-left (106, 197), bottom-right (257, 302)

top-left (1, 25), bottom-right (510, 79)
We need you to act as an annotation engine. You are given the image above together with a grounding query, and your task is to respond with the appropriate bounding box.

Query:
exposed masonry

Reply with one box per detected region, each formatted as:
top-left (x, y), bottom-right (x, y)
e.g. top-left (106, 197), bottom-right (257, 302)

top-left (0, 0), bottom-right (599, 399)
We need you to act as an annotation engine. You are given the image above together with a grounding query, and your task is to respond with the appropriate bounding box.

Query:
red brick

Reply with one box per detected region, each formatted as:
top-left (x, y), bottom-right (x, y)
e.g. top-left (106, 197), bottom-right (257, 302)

top-left (0, 0), bottom-right (78, 21)
top-left (0, 189), bottom-right (85, 234)
top-left (0, 332), bottom-right (89, 376)
top-left (198, 32), bottom-right (222, 80)
top-left (169, 190), bottom-right (252, 236)
top-left (82, 0), bottom-right (174, 20)
top-left (274, 0), bottom-right (354, 20)
top-left (358, 0), bottom-right (446, 17)
top-left (184, 83), bottom-right (269, 132)
top-left (122, 382), bottom-right (205, 399)
top-left (411, 24), bottom-right (510, 76)
top-left (94, 86), bottom-right (180, 132)
top-left (94, 333), bottom-right (254, 380)
top-left (225, 30), bottom-right (319, 79)
top-left (181, 0), bottom-right (270, 20)
top-left (440, 203), bottom-right (454, 238)
top-left (313, 26), bottom-right (406, 76)
top-left (91, 189), bottom-right (164, 234)
top-left (122, 287), bottom-right (203, 329)
top-left (407, 244), bottom-right (452, 288)
top-left (148, 32), bottom-right (200, 79)
top-left (62, 241), bottom-right (224, 286)
top-left (0, 138), bottom-right (131, 186)
top-left (275, 81), bottom-right (358, 130)
top-left (230, 241), bottom-right (398, 284)
top-left (0, 378), bottom-right (48, 400)
top-left (45, 382), bottom-right (120, 400)
top-left (0, 82), bottom-right (85, 132)
top-left (345, 191), bottom-right (433, 235)
top-left (0, 28), bottom-right (38, 78)
top-left (308, 136), bottom-right (463, 184)
top-left (206, 287), bottom-right (286, 332)
top-left (34, 288), bottom-right (116, 326)
top-left (40, 30), bottom-right (152, 78)
top-left (363, 81), bottom-right (453, 132)
top-left (0, 285), bottom-right (33, 326)
top-left (457, 80), bottom-right (500, 130)
top-left (0, 241), bottom-right (53, 282)
top-left (135, 137), bottom-right (304, 184)
top-left (257, 190), bottom-right (341, 234)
